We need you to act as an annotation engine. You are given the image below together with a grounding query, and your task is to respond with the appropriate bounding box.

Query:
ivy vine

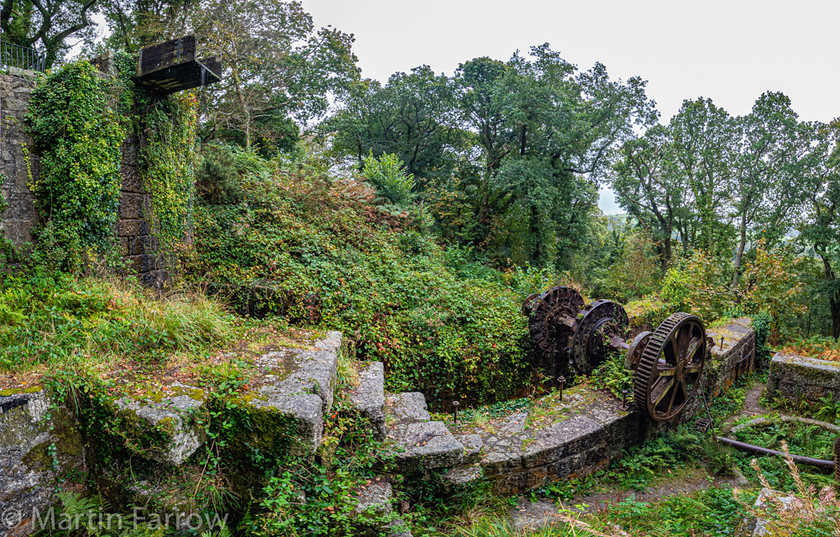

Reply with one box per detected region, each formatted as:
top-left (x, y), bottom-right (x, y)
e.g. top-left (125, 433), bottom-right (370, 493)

top-left (138, 94), bottom-right (198, 254)
top-left (24, 54), bottom-right (199, 272)
top-left (25, 60), bottom-right (126, 266)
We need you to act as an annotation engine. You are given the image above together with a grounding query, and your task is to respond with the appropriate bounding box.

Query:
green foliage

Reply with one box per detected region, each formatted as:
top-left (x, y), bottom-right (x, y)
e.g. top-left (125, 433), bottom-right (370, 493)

top-left (733, 419), bottom-right (837, 491)
top-left (25, 60), bottom-right (126, 269)
top-left (608, 427), bottom-right (703, 490)
top-left (138, 93), bottom-right (199, 252)
top-left (750, 311), bottom-right (773, 354)
top-left (187, 147), bottom-right (534, 405)
top-left (361, 152), bottom-right (415, 206)
top-left (624, 294), bottom-right (671, 331)
top-left (196, 144), bottom-right (245, 205)
top-left (660, 251), bottom-right (731, 321)
top-left (587, 353), bottom-right (632, 399)
top-left (330, 45), bottom-right (656, 270)
top-left (595, 487), bottom-right (749, 537)
top-left (0, 271), bottom-right (234, 371)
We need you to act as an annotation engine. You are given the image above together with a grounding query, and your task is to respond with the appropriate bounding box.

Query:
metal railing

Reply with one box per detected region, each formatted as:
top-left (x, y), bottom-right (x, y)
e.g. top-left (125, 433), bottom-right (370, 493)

top-left (0, 41), bottom-right (46, 72)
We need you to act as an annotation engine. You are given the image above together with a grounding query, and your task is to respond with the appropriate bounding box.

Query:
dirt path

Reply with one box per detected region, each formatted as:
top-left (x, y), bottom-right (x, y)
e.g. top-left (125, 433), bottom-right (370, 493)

top-left (509, 469), bottom-right (748, 532)
top-left (720, 383), bottom-right (767, 432)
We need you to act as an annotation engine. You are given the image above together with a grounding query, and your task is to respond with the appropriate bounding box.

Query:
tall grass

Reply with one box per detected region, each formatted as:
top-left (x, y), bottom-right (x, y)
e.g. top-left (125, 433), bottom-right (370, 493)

top-left (0, 271), bottom-right (234, 371)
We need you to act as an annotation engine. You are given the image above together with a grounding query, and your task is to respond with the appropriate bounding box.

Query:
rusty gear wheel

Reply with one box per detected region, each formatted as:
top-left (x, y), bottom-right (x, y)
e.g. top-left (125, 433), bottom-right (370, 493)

top-left (524, 286), bottom-right (584, 355)
top-left (625, 331), bottom-right (653, 371)
top-left (570, 299), bottom-right (628, 375)
top-left (633, 313), bottom-right (707, 422)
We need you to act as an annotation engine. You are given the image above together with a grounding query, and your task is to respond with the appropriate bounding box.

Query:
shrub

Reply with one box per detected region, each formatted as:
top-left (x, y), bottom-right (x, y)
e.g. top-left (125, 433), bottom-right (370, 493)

top-left (187, 154), bottom-right (536, 406)
top-left (361, 152), bottom-right (415, 206)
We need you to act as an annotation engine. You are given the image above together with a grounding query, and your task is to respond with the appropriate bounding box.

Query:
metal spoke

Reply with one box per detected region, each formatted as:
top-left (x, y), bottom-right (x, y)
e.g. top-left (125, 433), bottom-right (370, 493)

top-left (658, 366), bottom-right (676, 376)
top-left (651, 377), bottom-right (675, 406)
top-left (685, 336), bottom-right (702, 364)
top-left (666, 379), bottom-right (679, 413)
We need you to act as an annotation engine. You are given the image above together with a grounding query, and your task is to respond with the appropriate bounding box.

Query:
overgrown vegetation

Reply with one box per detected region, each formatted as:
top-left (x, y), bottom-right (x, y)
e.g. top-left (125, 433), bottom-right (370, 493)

top-left (25, 60), bottom-right (126, 271)
top-left (2, 1), bottom-right (840, 534)
top-left (0, 270), bottom-right (233, 371)
top-left (185, 146), bottom-right (547, 406)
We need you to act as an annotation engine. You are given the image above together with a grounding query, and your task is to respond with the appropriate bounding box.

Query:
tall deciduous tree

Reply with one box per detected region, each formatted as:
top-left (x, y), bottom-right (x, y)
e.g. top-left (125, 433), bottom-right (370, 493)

top-left (612, 125), bottom-right (693, 270)
top-left (329, 66), bottom-right (463, 183)
top-left (192, 0), bottom-right (359, 150)
top-left (490, 45), bottom-right (656, 267)
top-left (668, 98), bottom-right (739, 256)
top-left (101, 0), bottom-right (195, 51)
top-left (454, 57), bottom-right (512, 225)
top-left (1, 0), bottom-right (101, 67)
top-left (730, 92), bottom-right (802, 287)
top-left (799, 121), bottom-right (840, 339)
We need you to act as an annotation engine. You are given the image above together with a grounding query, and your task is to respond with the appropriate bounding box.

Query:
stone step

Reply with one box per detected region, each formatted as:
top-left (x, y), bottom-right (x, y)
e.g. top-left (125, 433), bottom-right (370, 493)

top-left (348, 361), bottom-right (386, 441)
top-left (113, 382), bottom-right (206, 465)
top-left (238, 331), bottom-right (343, 455)
top-left (353, 478), bottom-right (413, 537)
top-left (385, 392), bottom-right (464, 473)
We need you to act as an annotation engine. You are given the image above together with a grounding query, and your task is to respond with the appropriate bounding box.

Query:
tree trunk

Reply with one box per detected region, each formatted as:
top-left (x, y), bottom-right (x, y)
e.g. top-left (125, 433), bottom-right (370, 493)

top-left (731, 212), bottom-right (748, 289)
top-left (820, 253), bottom-right (840, 339)
top-left (662, 233), bottom-right (672, 272)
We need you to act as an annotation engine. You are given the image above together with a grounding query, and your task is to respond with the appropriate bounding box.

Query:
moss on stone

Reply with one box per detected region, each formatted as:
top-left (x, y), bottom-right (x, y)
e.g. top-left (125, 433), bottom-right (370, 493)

top-left (0, 386), bottom-right (43, 397)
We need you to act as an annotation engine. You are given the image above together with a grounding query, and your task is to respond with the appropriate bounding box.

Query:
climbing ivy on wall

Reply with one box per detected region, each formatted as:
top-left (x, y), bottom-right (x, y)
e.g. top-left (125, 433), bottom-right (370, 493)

top-left (25, 60), bottom-right (126, 266)
top-left (139, 94), bottom-right (198, 253)
top-left (24, 54), bottom-right (199, 272)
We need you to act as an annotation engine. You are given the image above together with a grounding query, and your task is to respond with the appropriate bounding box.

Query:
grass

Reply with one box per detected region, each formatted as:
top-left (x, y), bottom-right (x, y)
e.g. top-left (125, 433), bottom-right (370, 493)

top-left (0, 270), bottom-right (233, 370)
top-left (0, 270), bottom-right (323, 397)
top-left (779, 335), bottom-right (840, 361)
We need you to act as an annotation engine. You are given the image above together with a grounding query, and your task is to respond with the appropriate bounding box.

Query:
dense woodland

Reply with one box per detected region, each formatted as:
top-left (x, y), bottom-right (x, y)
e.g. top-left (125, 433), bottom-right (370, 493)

top-left (1, 0), bottom-right (839, 400)
top-left (1, 1), bottom-right (840, 536)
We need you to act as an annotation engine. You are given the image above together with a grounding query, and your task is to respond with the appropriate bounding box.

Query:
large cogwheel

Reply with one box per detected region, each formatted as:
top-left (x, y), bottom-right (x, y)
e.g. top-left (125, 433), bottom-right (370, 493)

top-left (633, 313), bottom-right (707, 422)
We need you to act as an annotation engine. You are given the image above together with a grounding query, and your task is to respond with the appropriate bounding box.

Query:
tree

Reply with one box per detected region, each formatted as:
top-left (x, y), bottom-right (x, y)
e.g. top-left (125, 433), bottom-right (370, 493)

top-left (1, 0), bottom-right (101, 67)
top-left (612, 125), bottom-right (692, 270)
top-left (798, 121), bottom-right (840, 339)
top-left (192, 0), bottom-right (359, 150)
top-left (668, 98), bottom-right (739, 256)
top-left (454, 57), bottom-right (513, 226)
top-left (101, 0), bottom-right (195, 51)
top-left (489, 45), bottom-right (656, 267)
top-left (730, 92), bottom-right (802, 287)
top-left (329, 66), bottom-right (464, 183)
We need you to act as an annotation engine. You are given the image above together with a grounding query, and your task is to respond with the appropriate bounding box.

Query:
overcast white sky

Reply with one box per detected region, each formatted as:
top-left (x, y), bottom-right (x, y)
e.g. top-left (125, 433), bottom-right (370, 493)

top-left (303, 0), bottom-right (840, 214)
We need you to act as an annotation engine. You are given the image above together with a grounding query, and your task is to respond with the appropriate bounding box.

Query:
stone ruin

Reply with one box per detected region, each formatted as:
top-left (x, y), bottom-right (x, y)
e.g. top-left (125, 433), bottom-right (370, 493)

top-left (0, 315), bottom-right (757, 537)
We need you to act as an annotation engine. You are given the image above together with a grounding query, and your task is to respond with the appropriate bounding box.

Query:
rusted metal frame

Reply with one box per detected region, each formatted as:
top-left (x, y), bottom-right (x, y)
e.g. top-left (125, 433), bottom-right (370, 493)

top-left (717, 436), bottom-right (836, 469)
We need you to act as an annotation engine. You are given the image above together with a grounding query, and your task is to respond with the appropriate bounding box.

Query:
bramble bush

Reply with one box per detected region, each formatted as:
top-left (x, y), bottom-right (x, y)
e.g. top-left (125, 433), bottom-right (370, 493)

top-left (186, 149), bottom-right (538, 405)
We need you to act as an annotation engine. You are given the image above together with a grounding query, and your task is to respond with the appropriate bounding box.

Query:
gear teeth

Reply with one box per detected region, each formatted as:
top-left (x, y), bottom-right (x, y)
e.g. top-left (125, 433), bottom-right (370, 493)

top-left (633, 312), bottom-right (706, 422)
top-left (527, 285), bottom-right (584, 362)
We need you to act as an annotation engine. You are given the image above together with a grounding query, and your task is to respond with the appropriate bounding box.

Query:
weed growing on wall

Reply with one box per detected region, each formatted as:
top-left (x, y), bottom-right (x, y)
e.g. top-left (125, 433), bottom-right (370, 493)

top-left (138, 94), bottom-right (198, 255)
top-left (25, 60), bottom-right (126, 269)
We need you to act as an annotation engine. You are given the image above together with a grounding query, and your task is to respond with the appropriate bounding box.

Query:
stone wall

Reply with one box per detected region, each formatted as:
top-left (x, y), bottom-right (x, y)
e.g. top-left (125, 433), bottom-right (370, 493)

top-left (0, 72), bottom-right (165, 284)
top-left (767, 352), bottom-right (840, 405)
top-left (117, 133), bottom-right (166, 287)
top-left (0, 389), bottom-right (85, 537)
top-left (0, 73), bottom-right (39, 245)
top-left (706, 317), bottom-right (756, 396)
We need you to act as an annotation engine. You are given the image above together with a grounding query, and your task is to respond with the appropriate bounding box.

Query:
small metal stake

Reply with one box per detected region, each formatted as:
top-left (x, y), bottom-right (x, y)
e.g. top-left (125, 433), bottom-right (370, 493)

top-left (720, 336), bottom-right (725, 349)
top-left (621, 389), bottom-right (630, 411)
top-left (558, 376), bottom-right (566, 401)
top-left (453, 400), bottom-right (460, 424)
